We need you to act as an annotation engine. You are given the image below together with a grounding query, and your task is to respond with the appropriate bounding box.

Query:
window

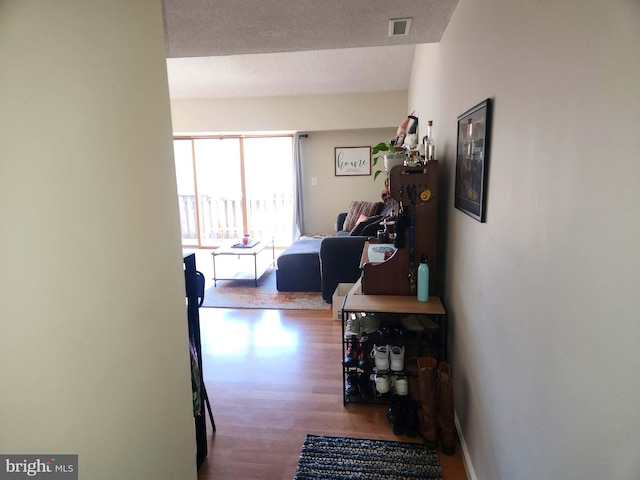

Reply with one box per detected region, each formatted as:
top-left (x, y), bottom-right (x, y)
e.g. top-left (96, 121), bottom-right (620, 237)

top-left (173, 135), bottom-right (294, 247)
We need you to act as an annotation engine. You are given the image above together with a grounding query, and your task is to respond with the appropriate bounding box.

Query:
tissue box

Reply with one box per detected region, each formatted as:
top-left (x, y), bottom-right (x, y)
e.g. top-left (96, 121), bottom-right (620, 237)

top-left (332, 282), bottom-right (363, 320)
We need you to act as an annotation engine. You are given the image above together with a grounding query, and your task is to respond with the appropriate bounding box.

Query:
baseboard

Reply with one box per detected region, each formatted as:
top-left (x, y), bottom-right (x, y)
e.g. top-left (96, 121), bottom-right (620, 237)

top-left (455, 412), bottom-right (478, 480)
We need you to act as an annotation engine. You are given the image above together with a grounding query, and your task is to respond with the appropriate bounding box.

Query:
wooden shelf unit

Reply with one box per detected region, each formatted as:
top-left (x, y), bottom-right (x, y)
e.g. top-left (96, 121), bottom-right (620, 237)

top-left (341, 293), bottom-right (448, 406)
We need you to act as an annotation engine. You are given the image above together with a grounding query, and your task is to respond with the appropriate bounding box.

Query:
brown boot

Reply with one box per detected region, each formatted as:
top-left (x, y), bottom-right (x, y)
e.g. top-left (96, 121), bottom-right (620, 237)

top-left (417, 357), bottom-right (438, 448)
top-left (438, 361), bottom-right (456, 455)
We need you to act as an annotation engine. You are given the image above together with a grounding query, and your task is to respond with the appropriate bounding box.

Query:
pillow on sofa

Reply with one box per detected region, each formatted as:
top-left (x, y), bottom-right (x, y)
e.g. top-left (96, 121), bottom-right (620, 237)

top-left (342, 201), bottom-right (383, 232)
top-left (350, 215), bottom-right (383, 236)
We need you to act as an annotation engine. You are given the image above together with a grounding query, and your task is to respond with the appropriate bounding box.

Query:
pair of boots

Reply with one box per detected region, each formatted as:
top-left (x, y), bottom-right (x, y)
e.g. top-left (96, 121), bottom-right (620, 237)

top-left (387, 395), bottom-right (419, 437)
top-left (417, 357), bottom-right (456, 455)
top-left (346, 371), bottom-right (374, 398)
top-left (343, 335), bottom-right (373, 370)
top-left (345, 312), bottom-right (380, 337)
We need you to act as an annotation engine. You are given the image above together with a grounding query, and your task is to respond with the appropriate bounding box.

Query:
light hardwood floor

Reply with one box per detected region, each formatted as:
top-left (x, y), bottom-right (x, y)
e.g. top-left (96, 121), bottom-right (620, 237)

top-left (197, 307), bottom-right (468, 480)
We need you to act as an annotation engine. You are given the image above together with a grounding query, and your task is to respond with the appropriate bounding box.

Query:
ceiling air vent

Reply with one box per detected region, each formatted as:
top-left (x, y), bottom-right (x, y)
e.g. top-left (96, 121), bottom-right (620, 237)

top-left (388, 17), bottom-right (412, 37)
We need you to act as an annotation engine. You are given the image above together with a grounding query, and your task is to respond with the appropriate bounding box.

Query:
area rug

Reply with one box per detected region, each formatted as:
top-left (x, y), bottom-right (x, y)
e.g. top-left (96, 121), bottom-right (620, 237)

top-left (294, 435), bottom-right (442, 479)
top-left (201, 268), bottom-right (330, 311)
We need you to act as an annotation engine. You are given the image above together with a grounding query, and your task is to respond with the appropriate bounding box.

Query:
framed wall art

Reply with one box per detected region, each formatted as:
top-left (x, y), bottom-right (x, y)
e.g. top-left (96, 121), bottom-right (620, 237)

top-left (334, 146), bottom-right (371, 176)
top-left (454, 98), bottom-right (492, 222)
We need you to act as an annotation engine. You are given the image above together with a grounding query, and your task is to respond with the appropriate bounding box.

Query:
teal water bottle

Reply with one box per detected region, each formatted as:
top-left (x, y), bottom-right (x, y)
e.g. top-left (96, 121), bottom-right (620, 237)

top-left (417, 254), bottom-right (429, 302)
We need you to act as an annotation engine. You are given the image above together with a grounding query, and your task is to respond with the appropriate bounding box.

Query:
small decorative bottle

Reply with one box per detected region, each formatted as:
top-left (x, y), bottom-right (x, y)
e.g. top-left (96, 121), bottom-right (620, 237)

top-left (242, 234), bottom-right (250, 245)
top-left (417, 254), bottom-right (429, 302)
top-left (425, 120), bottom-right (436, 161)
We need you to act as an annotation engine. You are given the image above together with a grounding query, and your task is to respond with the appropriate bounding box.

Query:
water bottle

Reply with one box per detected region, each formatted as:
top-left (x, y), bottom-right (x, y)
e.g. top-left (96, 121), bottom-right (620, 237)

top-left (417, 254), bottom-right (429, 302)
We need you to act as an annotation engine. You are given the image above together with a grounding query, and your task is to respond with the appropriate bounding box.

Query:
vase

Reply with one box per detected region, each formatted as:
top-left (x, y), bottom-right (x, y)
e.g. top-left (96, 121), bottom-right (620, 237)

top-left (383, 153), bottom-right (406, 172)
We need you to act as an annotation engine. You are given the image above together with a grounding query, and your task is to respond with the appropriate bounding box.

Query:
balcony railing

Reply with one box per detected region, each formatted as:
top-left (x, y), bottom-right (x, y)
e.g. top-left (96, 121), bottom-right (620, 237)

top-left (178, 194), bottom-right (293, 245)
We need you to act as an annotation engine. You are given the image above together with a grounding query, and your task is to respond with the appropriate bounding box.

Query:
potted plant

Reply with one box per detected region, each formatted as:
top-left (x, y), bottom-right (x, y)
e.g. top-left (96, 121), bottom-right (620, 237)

top-left (372, 113), bottom-right (418, 182)
top-left (372, 140), bottom-right (406, 182)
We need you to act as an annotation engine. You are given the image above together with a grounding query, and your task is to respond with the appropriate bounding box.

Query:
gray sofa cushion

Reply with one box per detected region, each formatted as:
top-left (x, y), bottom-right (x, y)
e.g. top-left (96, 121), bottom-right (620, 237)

top-left (342, 201), bottom-right (384, 232)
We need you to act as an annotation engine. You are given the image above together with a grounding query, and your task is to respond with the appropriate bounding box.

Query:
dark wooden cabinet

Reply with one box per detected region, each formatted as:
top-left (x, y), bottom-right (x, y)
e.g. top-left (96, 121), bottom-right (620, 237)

top-left (362, 162), bottom-right (439, 297)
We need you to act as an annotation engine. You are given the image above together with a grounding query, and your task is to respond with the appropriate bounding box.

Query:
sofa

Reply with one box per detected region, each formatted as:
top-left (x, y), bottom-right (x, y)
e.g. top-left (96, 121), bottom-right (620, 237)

top-left (275, 200), bottom-right (396, 303)
top-left (275, 237), bottom-right (323, 292)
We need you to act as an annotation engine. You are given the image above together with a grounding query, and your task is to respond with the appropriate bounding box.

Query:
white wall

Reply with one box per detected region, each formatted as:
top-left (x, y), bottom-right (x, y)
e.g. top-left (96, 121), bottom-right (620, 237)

top-left (170, 91), bottom-right (407, 133)
top-left (300, 128), bottom-right (396, 234)
top-left (0, 2), bottom-right (196, 479)
top-left (409, 1), bottom-right (640, 479)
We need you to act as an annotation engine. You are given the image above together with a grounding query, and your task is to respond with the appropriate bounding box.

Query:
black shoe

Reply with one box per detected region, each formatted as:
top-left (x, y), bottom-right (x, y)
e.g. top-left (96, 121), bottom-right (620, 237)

top-left (394, 326), bottom-right (407, 340)
top-left (387, 395), bottom-right (399, 422)
top-left (387, 395), bottom-right (405, 435)
top-left (358, 352), bottom-right (373, 371)
top-left (358, 373), bottom-right (374, 399)
top-left (345, 372), bottom-right (360, 396)
top-left (379, 326), bottom-right (395, 340)
top-left (366, 330), bottom-right (383, 346)
top-left (404, 399), bottom-right (420, 437)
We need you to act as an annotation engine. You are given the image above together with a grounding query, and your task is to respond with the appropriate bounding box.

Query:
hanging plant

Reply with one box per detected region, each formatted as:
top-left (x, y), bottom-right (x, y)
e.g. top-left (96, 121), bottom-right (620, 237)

top-left (372, 141), bottom-right (393, 182)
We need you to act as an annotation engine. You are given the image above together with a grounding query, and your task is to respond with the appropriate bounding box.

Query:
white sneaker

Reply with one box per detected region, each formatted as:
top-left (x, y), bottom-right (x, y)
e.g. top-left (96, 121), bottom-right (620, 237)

top-left (391, 374), bottom-right (409, 396)
top-left (371, 344), bottom-right (390, 371)
top-left (375, 374), bottom-right (390, 394)
top-left (389, 345), bottom-right (405, 372)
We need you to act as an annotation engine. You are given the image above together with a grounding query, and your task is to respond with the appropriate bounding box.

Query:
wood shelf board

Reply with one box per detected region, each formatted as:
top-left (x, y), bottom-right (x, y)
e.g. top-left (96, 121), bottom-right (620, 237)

top-left (342, 294), bottom-right (445, 315)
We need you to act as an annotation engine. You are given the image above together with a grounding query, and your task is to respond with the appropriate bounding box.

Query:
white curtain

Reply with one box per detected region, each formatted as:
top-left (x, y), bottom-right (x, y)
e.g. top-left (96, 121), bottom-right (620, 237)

top-left (292, 133), bottom-right (306, 240)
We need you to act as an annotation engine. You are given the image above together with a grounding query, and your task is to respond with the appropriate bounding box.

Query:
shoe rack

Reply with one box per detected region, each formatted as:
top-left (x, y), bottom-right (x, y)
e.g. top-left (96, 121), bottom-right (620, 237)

top-left (341, 293), bottom-right (447, 406)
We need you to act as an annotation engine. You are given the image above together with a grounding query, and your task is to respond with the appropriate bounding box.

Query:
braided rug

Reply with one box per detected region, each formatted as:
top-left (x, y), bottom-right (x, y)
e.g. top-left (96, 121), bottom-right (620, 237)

top-left (294, 435), bottom-right (442, 480)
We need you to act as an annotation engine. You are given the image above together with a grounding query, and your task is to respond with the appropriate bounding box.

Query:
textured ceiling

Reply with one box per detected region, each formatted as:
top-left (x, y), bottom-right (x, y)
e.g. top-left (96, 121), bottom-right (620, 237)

top-left (162, 0), bottom-right (459, 98)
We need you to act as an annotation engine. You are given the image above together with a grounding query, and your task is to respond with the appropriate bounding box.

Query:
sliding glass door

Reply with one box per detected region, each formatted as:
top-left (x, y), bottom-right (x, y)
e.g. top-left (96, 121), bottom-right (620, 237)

top-left (173, 139), bottom-right (198, 247)
top-left (193, 138), bottom-right (243, 245)
top-left (173, 135), bottom-right (294, 248)
top-left (243, 136), bottom-right (294, 246)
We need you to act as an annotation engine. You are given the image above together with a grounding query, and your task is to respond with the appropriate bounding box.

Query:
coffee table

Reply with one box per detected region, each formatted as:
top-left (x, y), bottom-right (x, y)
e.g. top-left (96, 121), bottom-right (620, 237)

top-left (211, 238), bottom-right (275, 287)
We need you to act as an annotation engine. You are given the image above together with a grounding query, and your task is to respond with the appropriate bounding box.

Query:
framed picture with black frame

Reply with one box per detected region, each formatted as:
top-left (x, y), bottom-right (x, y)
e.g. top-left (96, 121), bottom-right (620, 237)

top-left (454, 98), bottom-right (492, 222)
top-left (334, 146), bottom-right (371, 176)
